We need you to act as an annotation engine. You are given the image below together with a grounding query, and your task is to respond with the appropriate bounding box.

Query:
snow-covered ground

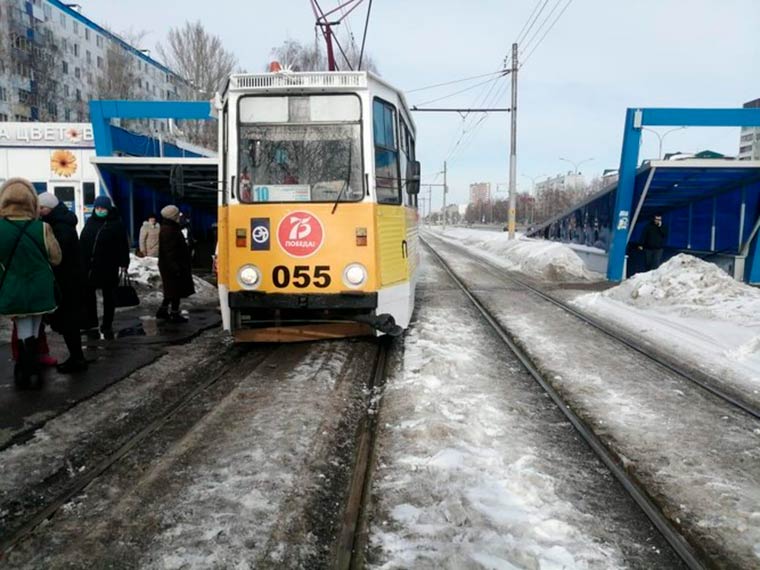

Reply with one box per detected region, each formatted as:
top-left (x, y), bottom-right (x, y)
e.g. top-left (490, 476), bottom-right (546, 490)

top-left (366, 251), bottom-right (681, 569)
top-left (574, 254), bottom-right (760, 399)
top-left (427, 235), bottom-right (760, 568)
top-left (128, 253), bottom-right (217, 304)
top-left (428, 228), bottom-right (760, 404)
top-left (428, 227), bottom-right (602, 282)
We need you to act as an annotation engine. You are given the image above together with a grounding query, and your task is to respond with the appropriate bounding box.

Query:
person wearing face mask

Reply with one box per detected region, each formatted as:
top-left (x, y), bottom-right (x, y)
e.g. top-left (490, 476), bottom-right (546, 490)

top-left (79, 195), bottom-right (130, 339)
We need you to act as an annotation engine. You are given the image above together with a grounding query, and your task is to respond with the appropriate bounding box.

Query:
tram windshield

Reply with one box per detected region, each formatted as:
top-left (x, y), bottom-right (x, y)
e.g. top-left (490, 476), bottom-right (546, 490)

top-left (237, 94), bottom-right (363, 203)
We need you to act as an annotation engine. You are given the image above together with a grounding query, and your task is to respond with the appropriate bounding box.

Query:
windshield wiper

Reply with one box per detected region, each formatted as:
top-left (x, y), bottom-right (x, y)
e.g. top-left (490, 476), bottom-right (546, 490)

top-left (331, 141), bottom-right (353, 214)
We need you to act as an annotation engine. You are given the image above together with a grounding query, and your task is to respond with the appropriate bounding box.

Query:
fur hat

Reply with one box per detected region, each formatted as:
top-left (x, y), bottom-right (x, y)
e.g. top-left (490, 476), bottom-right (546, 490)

top-left (0, 177), bottom-right (38, 219)
top-left (38, 192), bottom-right (60, 209)
top-left (93, 195), bottom-right (113, 210)
top-left (161, 205), bottom-right (180, 223)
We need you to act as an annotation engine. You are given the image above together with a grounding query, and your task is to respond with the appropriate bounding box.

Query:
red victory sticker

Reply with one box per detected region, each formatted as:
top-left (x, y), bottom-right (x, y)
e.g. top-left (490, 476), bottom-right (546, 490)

top-left (277, 212), bottom-right (325, 258)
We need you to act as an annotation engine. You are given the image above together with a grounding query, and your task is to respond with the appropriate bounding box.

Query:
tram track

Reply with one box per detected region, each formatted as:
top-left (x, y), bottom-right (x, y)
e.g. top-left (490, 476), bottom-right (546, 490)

top-left (0, 341), bottom-right (274, 561)
top-left (422, 237), bottom-right (706, 570)
top-left (422, 233), bottom-right (760, 424)
top-left (1, 335), bottom-right (395, 568)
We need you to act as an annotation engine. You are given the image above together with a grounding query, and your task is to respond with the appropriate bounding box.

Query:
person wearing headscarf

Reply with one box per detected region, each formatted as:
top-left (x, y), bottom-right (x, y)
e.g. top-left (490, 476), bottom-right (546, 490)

top-left (139, 213), bottom-right (160, 257)
top-left (157, 205), bottom-right (195, 323)
top-left (0, 178), bottom-right (62, 386)
top-left (79, 195), bottom-right (129, 339)
top-left (38, 192), bottom-right (88, 372)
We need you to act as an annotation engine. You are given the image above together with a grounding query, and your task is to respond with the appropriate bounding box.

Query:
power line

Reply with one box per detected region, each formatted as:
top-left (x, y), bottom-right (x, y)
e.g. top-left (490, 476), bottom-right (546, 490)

top-left (514, 0), bottom-right (545, 45)
top-left (406, 69), bottom-right (508, 94)
top-left (515, 0), bottom-right (551, 48)
top-left (520, 0), bottom-right (564, 56)
top-left (413, 74), bottom-right (507, 107)
top-left (521, 0), bottom-right (575, 65)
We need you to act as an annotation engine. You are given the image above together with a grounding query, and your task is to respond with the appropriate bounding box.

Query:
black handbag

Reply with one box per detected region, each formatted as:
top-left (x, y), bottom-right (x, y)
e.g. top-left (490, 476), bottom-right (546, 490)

top-left (114, 268), bottom-right (140, 308)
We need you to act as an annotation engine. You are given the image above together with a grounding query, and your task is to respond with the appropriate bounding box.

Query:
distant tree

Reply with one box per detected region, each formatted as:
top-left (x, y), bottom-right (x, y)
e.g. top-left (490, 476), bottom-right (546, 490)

top-left (97, 29), bottom-right (147, 100)
top-left (268, 33), bottom-right (378, 73)
top-left (157, 21), bottom-right (238, 148)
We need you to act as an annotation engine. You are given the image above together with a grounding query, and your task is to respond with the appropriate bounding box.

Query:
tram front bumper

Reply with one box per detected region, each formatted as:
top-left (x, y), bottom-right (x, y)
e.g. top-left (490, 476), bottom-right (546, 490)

top-left (228, 291), bottom-right (377, 310)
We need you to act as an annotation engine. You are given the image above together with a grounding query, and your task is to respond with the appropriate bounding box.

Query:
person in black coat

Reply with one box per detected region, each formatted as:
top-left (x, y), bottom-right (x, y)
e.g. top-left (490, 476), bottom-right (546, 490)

top-left (639, 214), bottom-right (668, 271)
top-left (38, 193), bottom-right (88, 372)
top-left (79, 195), bottom-right (130, 338)
top-left (157, 205), bottom-right (195, 323)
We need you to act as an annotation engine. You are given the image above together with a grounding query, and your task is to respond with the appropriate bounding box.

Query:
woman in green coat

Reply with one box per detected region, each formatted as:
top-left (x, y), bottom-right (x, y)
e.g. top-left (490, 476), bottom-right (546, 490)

top-left (0, 178), bottom-right (62, 386)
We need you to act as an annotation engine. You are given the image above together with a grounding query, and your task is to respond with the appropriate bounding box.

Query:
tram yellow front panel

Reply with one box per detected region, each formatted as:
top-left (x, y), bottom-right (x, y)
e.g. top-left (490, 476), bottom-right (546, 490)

top-left (376, 205), bottom-right (408, 286)
top-left (222, 203), bottom-right (380, 294)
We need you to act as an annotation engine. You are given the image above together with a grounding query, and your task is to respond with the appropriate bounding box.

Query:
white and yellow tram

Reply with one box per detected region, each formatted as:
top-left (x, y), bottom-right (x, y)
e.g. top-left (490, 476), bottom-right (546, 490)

top-left (214, 71), bottom-right (421, 342)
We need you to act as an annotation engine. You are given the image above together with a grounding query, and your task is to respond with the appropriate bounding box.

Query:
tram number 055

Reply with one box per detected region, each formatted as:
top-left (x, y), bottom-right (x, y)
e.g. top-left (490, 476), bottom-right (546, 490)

top-left (272, 265), bottom-right (331, 289)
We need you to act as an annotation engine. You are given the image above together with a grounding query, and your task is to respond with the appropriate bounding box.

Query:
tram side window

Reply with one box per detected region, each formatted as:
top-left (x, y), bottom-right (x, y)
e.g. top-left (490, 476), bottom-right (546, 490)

top-left (399, 118), bottom-right (417, 208)
top-left (373, 98), bottom-right (400, 205)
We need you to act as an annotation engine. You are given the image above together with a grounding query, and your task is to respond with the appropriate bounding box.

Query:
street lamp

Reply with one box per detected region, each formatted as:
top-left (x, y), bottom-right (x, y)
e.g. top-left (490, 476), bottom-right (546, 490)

top-left (521, 173), bottom-right (546, 196)
top-left (558, 157), bottom-right (593, 175)
top-left (641, 126), bottom-right (687, 159)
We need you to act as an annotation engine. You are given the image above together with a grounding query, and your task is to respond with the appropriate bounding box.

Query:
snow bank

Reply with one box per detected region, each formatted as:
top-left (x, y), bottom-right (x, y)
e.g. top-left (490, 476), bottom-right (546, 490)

top-left (128, 254), bottom-right (217, 301)
top-left (594, 253), bottom-right (760, 325)
top-left (575, 254), bottom-right (760, 391)
top-left (431, 227), bottom-right (601, 282)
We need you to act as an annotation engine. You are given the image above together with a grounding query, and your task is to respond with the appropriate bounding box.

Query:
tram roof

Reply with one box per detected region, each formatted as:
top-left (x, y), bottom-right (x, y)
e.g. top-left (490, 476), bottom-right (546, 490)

top-left (221, 71), bottom-right (415, 131)
top-left (91, 156), bottom-right (218, 206)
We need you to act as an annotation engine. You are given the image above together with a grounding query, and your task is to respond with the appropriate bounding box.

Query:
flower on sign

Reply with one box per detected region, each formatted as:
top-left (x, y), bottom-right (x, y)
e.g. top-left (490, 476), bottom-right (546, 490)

top-left (50, 149), bottom-right (77, 177)
top-left (65, 128), bottom-right (82, 143)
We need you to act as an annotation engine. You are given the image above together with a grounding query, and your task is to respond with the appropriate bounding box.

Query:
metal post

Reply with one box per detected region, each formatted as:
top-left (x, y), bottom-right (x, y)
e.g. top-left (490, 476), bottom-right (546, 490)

top-left (508, 43), bottom-right (518, 239)
top-left (443, 161), bottom-right (448, 232)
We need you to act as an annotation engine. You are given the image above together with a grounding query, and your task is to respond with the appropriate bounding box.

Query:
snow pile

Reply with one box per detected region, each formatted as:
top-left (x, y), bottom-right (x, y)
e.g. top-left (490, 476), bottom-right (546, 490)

top-left (433, 227), bottom-right (601, 282)
top-left (595, 254), bottom-right (760, 326)
top-left (127, 253), bottom-right (217, 301)
top-left (575, 254), bottom-right (760, 387)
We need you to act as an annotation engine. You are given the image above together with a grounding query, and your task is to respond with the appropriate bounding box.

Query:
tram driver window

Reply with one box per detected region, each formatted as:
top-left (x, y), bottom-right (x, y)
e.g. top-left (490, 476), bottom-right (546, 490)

top-left (373, 98), bottom-right (401, 205)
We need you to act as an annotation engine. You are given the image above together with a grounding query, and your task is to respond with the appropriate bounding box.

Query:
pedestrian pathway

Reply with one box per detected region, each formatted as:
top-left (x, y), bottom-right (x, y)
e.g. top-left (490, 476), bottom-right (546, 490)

top-left (0, 304), bottom-right (221, 450)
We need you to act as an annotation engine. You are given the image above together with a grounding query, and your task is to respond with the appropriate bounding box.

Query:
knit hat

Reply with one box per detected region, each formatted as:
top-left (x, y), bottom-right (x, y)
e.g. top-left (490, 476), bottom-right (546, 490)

top-left (93, 195), bottom-right (113, 209)
top-left (161, 204), bottom-right (180, 223)
top-left (38, 192), bottom-right (59, 209)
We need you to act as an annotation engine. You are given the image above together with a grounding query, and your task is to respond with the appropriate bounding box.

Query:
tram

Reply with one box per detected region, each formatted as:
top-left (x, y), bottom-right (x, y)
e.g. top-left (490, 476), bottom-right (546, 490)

top-left (214, 70), bottom-right (421, 342)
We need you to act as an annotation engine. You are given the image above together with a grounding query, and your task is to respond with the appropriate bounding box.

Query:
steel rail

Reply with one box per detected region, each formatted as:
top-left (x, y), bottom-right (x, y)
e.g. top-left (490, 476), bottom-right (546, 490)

top-left (334, 337), bottom-right (390, 570)
top-left (0, 346), bottom-right (275, 559)
top-left (422, 239), bottom-right (706, 570)
top-left (423, 234), bottom-right (760, 423)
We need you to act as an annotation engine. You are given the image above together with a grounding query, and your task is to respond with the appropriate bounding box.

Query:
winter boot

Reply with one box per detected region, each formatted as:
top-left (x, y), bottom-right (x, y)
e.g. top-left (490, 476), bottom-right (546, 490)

top-left (155, 306), bottom-right (170, 320)
top-left (167, 312), bottom-right (188, 323)
top-left (57, 357), bottom-right (89, 374)
top-left (22, 337), bottom-right (41, 384)
top-left (13, 340), bottom-right (28, 388)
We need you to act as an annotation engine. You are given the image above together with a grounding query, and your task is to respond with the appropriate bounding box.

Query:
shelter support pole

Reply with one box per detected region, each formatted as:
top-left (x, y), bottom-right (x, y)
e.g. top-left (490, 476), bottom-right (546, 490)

top-left (627, 166), bottom-right (656, 241)
top-left (128, 178), bottom-right (135, 245)
top-left (711, 196), bottom-right (717, 251)
top-left (607, 108), bottom-right (642, 281)
top-left (687, 203), bottom-right (693, 250)
top-left (745, 224), bottom-right (760, 284)
top-left (739, 187), bottom-right (746, 250)
top-left (90, 101), bottom-right (114, 157)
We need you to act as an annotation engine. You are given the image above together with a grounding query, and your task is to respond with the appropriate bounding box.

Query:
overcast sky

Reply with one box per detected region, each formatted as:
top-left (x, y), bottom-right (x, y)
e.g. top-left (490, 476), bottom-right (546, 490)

top-left (78, 0), bottom-right (760, 207)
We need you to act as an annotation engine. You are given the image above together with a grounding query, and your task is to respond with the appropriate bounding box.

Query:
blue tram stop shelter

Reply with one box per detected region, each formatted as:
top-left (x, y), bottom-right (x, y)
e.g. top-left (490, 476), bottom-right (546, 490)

top-left (528, 107), bottom-right (760, 284)
top-left (88, 100), bottom-right (219, 268)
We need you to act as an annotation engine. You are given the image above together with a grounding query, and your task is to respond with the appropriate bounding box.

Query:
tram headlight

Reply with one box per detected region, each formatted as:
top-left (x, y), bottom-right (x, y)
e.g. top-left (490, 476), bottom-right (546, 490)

top-left (237, 264), bottom-right (262, 289)
top-left (343, 263), bottom-right (367, 288)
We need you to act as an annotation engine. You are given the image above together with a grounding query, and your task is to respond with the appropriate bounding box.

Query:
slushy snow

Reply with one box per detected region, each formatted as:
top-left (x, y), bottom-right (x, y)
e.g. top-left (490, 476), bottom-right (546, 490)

top-left (128, 253), bottom-right (217, 301)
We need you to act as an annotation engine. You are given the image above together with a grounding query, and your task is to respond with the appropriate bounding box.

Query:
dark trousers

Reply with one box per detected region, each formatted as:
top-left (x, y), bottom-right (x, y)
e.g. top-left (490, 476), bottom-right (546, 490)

top-left (63, 330), bottom-right (85, 360)
top-left (644, 249), bottom-right (663, 271)
top-left (85, 285), bottom-right (116, 329)
top-left (160, 296), bottom-right (180, 313)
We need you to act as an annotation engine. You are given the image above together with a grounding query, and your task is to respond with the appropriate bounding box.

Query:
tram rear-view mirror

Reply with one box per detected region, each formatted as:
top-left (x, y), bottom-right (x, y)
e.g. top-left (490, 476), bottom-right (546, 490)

top-left (407, 161), bottom-right (421, 195)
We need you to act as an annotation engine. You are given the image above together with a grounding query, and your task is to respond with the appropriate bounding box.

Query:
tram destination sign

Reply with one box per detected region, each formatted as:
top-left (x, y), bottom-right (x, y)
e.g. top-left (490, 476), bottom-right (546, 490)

top-left (0, 122), bottom-right (94, 148)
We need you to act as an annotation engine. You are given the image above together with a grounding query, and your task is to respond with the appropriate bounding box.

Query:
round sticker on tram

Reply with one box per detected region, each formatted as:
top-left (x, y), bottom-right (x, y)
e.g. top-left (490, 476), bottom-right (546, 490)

top-left (277, 212), bottom-right (325, 258)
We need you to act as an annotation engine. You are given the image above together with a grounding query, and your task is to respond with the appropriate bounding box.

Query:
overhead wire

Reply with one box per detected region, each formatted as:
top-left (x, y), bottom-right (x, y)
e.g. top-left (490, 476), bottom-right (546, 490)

top-left (514, 0), bottom-right (545, 45)
top-left (521, 0), bottom-right (575, 66)
top-left (406, 69), bottom-right (508, 94)
top-left (413, 74), bottom-right (508, 108)
top-left (519, 0), bottom-right (564, 57)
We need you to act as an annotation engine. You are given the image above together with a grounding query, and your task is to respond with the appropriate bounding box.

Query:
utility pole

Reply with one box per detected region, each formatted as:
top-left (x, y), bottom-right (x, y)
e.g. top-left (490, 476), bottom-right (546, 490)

top-left (443, 161), bottom-right (448, 232)
top-left (508, 43), bottom-right (518, 239)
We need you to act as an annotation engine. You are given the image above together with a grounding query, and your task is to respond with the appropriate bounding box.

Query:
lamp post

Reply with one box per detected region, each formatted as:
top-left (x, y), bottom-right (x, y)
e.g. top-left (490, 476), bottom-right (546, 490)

top-left (641, 126), bottom-right (687, 159)
top-left (559, 157), bottom-right (593, 191)
top-left (521, 174), bottom-right (545, 224)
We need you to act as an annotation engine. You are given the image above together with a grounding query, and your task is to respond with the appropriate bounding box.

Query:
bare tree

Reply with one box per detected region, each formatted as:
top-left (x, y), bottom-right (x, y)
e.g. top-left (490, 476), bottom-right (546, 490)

top-left (96, 29), bottom-right (148, 100)
top-left (157, 21), bottom-right (237, 149)
top-left (268, 32), bottom-right (378, 73)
